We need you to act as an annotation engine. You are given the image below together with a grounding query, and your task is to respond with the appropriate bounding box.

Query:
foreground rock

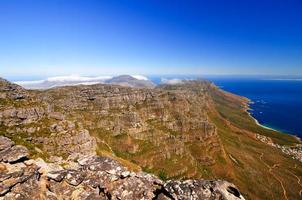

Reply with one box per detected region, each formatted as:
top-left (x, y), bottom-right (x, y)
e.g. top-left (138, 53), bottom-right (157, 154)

top-left (0, 136), bottom-right (245, 200)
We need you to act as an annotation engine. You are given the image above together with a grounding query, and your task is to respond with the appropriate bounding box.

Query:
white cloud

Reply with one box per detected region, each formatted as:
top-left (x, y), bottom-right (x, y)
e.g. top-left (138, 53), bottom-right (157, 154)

top-left (264, 78), bottom-right (302, 81)
top-left (69, 81), bottom-right (101, 86)
top-left (130, 75), bottom-right (148, 80)
top-left (161, 78), bottom-right (184, 85)
top-left (14, 75), bottom-right (113, 89)
top-left (14, 74), bottom-right (155, 90)
top-left (46, 74), bottom-right (112, 82)
top-left (15, 80), bottom-right (45, 85)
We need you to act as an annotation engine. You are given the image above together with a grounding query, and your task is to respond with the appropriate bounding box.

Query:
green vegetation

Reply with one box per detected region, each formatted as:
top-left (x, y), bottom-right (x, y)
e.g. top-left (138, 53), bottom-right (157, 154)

top-left (0, 126), bottom-right (49, 160)
top-left (158, 170), bottom-right (168, 181)
top-left (146, 119), bottom-right (180, 137)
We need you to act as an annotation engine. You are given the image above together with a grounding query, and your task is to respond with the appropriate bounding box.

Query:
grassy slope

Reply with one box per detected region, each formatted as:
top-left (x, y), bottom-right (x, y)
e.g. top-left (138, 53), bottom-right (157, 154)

top-left (209, 88), bottom-right (302, 200)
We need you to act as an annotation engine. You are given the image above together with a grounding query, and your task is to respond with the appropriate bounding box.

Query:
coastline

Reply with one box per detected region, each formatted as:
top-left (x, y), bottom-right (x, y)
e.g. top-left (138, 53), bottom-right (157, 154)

top-left (245, 101), bottom-right (279, 132)
top-left (218, 84), bottom-right (302, 143)
top-left (245, 100), bottom-right (302, 141)
top-left (244, 99), bottom-right (302, 143)
top-left (250, 112), bottom-right (277, 131)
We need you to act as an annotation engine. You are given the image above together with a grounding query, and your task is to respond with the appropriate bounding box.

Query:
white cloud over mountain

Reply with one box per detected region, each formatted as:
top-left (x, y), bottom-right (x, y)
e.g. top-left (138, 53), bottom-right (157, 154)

top-left (45, 75), bottom-right (113, 82)
top-left (130, 75), bottom-right (149, 80)
top-left (161, 78), bottom-right (183, 85)
top-left (15, 75), bottom-right (150, 89)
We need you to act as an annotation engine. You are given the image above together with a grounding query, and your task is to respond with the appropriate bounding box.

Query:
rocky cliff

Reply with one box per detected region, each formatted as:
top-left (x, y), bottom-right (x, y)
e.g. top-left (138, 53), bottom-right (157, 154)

top-left (0, 136), bottom-right (244, 200)
top-left (0, 77), bottom-right (302, 200)
top-left (0, 79), bottom-right (219, 177)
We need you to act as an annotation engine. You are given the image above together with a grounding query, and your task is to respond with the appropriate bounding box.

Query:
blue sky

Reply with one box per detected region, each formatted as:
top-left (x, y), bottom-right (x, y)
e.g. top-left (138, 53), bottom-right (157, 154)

top-left (0, 0), bottom-right (302, 78)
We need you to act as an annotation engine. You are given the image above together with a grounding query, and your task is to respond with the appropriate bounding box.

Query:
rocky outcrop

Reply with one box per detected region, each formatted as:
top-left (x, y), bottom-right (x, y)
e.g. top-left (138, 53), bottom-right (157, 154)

top-left (0, 136), bottom-right (245, 200)
top-left (162, 180), bottom-right (244, 200)
top-left (0, 107), bottom-right (45, 127)
top-left (0, 78), bottom-right (97, 157)
top-left (0, 78), bottom-right (28, 100)
top-left (34, 120), bottom-right (97, 156)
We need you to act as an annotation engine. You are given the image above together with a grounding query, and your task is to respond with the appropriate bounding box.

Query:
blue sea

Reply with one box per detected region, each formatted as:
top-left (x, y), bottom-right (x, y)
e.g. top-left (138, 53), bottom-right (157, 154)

top-left (149, 75), bottom-right (302, 138)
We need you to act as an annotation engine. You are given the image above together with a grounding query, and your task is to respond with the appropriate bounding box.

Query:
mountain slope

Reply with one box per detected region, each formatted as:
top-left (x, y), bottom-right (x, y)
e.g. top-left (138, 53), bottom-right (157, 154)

top-left (0, 77), bottom-right (301, 199)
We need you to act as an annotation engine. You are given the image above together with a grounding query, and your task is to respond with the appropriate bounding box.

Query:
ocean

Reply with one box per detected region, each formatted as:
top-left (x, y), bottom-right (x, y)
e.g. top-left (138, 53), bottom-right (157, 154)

top-left (149, 75), bottom-right (302, 138)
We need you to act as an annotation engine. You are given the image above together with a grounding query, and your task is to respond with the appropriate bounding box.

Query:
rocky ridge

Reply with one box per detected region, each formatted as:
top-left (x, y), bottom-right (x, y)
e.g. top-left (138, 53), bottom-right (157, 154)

top-left (1, 77), bottom-right (302, 199)
top-left (0, 136), bottom-right (244, 200)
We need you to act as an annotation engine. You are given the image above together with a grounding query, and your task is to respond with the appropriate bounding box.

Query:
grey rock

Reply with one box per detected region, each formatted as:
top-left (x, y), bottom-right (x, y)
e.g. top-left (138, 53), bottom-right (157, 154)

top-left (48, 112), bottom-right (64, 121)
top-left (0, 136), bottom-right (14, 151)
top-left (46, 171), bottom-right (67, 182)
top-left (0, 145), bottom-right (28, 163)
top-left (0, 136), bottom-right (245, 200)
top-left (65, 170), bottom-right (85, 186)
top-left (162, 180), bottom-right (245, 200)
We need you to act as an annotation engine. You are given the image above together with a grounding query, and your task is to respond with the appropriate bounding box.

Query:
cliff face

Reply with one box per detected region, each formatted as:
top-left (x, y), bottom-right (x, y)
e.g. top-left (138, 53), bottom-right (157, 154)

top-left (0, 77), bottom-right (302, 200)
top-left (1, 80), bottom-right (219, 177)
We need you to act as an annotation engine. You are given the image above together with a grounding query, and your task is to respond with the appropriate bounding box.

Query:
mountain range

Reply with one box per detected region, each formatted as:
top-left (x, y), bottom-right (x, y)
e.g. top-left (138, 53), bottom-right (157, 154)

top-left (0, 76), bottom-right (302, 199)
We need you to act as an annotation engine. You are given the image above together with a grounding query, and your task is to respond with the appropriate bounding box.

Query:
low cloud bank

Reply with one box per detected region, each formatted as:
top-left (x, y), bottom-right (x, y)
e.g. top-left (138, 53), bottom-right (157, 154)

top-left (264, 78), bottom-right (302, 81)
top-left (161, 78), bottom-right (184, 85)
top-left (45, 75), bottom-right (113, 82)
top-left (131, 75), bottom-right (148, 80)
top-left (14, 75), bottom-right (149, 89)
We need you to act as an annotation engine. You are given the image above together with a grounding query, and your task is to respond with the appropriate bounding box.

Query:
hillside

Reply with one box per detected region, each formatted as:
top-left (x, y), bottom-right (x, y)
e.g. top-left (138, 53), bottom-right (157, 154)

top-left (0, 77), bottom-right (301, 199)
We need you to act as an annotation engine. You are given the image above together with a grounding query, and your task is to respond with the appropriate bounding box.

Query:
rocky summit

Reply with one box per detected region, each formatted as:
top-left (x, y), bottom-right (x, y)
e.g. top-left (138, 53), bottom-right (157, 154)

top-left (0, 77), bottom-right (302, 199)
top-left (0, 136), bottom-right (244, 200)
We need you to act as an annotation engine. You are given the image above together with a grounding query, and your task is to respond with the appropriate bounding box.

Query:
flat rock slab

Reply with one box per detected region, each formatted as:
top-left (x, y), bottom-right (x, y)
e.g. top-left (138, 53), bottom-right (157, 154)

top-left (0, 136), bottom-right (14, 151)
top-left (0, 145), bottom-right (28, 163)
